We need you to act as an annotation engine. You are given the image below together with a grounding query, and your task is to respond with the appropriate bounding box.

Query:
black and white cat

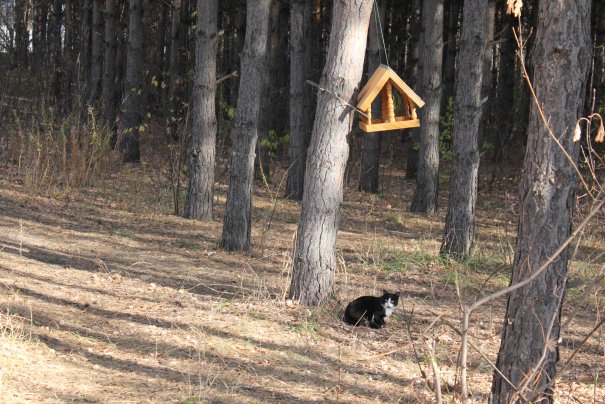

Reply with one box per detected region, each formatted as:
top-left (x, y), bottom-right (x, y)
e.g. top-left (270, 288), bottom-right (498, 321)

top-left (343, 291), bottom-right (400, 329)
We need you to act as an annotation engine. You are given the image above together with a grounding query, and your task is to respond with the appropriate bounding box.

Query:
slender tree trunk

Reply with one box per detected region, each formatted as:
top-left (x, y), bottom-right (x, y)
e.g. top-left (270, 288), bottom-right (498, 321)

top-left (440, 0), bottom-right (488, 258)
top-left (477, 0), bottom-right (496, 149)
top-left (410, 0), bottom-right (444, 214)
top-left (14, 0), bottom-right (29, 66)
top-left (491, 1), bottom-right (592, 401)
top-left (81, 0), bottom-right (92, 92)
top-left (118, 0), bottom-right (145, 163)
top-left (221, 0), bottom-right (271, 252)
top-left (184, 0), bottom-right (218, 221)
top-left (441, 0), bottom-right (460, 108)
top-left (88, 0), bottom-right (103, 106)
top-left (285, 0), bottom-right (312, 200)
top-left (288, 0), bottom-right (373, 306)
top-left (405, 0), bottom-right (421, 179)
top-left (102, 0), bottom-right (117, 130)
top-left (358, 3), bottom-right (385, 194)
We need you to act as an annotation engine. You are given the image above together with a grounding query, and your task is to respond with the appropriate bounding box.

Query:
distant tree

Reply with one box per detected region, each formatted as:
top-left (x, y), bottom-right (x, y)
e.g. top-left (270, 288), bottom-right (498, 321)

top-left (118, 0), bottom-right (145, 163)
top-left (63, 0), bottom-right (73, 107)
top-left (14, 0), bottom-right (29, 66)
top-left (491, 1), bottom-right (592, 401)
top-left (358, 2), bottom-right (385, 194)
top-left (440, 0), bottom-right (488, 258)
top-left (168, 0), bottom-right (183, 140)
top-left (184, 0), bottom-right (218, 221)
top-left (288, 0), bottom-right (373, 305)
top-left (594, 0), bottom-right (605, 108)
top-left (221, 0), bottom-right (271, 251)
top-left (410, 0), bottom-right (444, 214)
top-left (49, 0), bottom-right (63, 103)
top-left (32, 0), bottom-right (48, 63)
top-left (285, 0), bottom-right (313, 200)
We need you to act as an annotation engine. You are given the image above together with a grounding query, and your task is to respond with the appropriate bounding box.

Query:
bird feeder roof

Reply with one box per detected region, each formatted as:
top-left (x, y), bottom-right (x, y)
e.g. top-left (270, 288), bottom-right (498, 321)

top-left (356, 65), bottom-right (425, 111)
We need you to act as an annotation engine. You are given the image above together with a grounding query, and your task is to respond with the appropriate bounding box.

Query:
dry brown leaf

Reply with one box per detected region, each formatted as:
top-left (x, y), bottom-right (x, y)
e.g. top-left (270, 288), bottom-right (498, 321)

top-left (573, 122), bottom-right (582, 142)
top-left (596, 120), bottom-right (605, 143)
top-left (506, 0), bottom-right (523, 17)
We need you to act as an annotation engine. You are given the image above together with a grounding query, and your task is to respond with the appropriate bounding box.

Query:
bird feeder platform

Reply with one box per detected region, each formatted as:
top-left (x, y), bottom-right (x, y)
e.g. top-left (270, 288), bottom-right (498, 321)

top-left (356, 65), bottom-right (425, 132)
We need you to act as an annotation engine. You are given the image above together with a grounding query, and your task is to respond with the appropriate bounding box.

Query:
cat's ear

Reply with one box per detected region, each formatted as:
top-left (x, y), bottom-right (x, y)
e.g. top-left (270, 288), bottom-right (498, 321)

top-left (395, 292), bottom-right (401, 297)
top-left (383, 290), bottom-right (388, 295)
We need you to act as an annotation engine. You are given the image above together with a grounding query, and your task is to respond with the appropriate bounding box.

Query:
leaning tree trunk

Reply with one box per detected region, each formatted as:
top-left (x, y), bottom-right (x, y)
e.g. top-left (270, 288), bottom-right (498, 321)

top-left (285, 0), bottom-right (313, 200)
top-left (221, 0), bottom-right (271, 252)
top-left (491, 1), bottom-right (592, 402)
top-left (440, 0), bottom-right (488, 258)
top-left (184, 0), bottom-right (218, 221)
top-left (118, 0), bottom-right (145, 163)
top-left (358, 3), bottom-right (385, 194)
top-left (288, 0), bottom-right (373, 306)
top-left (410, 0), bottom-right (444, 214)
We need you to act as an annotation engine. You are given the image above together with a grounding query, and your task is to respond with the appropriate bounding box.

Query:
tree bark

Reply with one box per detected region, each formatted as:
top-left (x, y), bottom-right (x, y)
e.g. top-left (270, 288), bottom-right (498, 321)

top-left (32, 0), bottom-right (48, 63)
top-left (102, 0), bottom-right (117, 130)
top-left (285, 0), bottom-right (313, 200)
top-left (410, 0), bottom-right (444, 214)
top-left (440, 0), bottom-right (488, 258)
top-left (288, 0), bottom-right (373, 306)
top-left (184, 0), bottom-right (218, 221)
top-left (405, 0), bottom-right (421, 180)
top-left (168, 0), bottom-right (183, 140)
top-left (358, 3), bottom-right (385, 194)
top-left (491, 1), bottom-right (592, 401)
top-left (88, 0), bottom-right (103, 106)
top-left (14, 0), bottom-right (30, 66)
top-left (118, 0), bottom-right (145, 163)
top-left (594, 0), bottom-right (605, 108)
top-left (221, 0), bottom-right (271, 252)
top-left (441, 0), bottom-right (460, 109)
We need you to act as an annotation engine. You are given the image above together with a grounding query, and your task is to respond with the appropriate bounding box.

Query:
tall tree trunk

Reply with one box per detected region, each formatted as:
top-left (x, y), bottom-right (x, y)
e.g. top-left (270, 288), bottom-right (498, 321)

top-left (32, 0), bottom-right (48, 64)
top-left (49, 0), bottom-right (63, 104)
top-left (441, 0), bottom-right (460, 108)
top-left (168, 0), bottom-right (183, 140)
top-left (405, 0), bottom-right (421, 179)
top-left (14, 0), bottom-right (30, 66)
top-left (594, 0), bottom-right (605, 108)
top-left (358, 3), bottom-right (385, 194)
top-left (491, 1), bottom-right (592, 401)
top-left (88, 0), bottom-right (103, 106)
top-left (81, 0), bottom-right (92, 93)
top-left (440, 0), bottom-right (488, 258)
top-left (102, 0), bottom-right (117, 130)
top-left (288, 0), bottom-right (373, 306)
top-left (491, 9), bottom-right (515, 164)
top-left (118, 0), bottom-right (145, 163)
top-left (477, 0), bottom-right (496, 149)
top-left (64, 0), bottom-right (74, 108)
top-left (184, 0), bottom-right (218, 221)
top-left (410, 0), bottom-right (444, 214)
top-left (220, 0), bottom-right (271, 252)
top-left (285, 0), bottom-right (312, 200)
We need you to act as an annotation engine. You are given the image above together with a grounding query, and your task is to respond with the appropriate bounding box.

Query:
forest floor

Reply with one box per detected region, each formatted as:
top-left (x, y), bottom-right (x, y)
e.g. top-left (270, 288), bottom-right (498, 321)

top-left (1, 147), bottom-right (604, 403)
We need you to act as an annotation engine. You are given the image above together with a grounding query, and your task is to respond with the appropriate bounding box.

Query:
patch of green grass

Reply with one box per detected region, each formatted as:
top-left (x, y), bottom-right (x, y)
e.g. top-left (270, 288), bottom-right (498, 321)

top-left (381, 249), bottom-right (433, 272)
top-left (287, 310), bottom-right (320, 337)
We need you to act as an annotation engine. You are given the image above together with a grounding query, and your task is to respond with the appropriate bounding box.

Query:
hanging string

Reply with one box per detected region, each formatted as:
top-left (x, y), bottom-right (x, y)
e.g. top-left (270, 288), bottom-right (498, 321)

top-left (373, 0), bottom-right (389, 67)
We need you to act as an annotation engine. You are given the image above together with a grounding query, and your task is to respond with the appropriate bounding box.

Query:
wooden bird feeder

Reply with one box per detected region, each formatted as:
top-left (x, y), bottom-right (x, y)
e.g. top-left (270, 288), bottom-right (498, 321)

top-left (356, 65), bottom-right (425, 132)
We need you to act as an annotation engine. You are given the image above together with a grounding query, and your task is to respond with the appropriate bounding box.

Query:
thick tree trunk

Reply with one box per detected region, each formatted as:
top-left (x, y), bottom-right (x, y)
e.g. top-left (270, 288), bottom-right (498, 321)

top-left (285, 0), bottom-right (313, 200)
top-left (358, 3), bottom-right (385, 194)
top-left (221, 0), bottom-right (271, 252)
top-left (440, 0), bottom-right (488, 258)
top-left (102, 0), bottom-right (117, 130)
top-left (184, 0), bottom-right (218, 221)
top-left (405, 0), bottom-right (421, 179)
top-left (118, 0), bottom-right (145, 163)
top-left (410, 0), bottom-right (444, 214)
top-left (491, 1), bottom-right (592, 401)
top-left (288, 0), bottom-right (373, 306)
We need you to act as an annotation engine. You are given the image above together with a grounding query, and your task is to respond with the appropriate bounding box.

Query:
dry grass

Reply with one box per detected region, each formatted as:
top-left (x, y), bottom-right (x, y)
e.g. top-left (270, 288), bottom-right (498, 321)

top-left (0, 138), bottom-right (603, 402)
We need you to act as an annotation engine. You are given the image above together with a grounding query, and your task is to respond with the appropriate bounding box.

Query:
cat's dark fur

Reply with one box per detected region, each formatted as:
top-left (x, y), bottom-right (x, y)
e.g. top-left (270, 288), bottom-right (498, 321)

top-left (343, 291), bottom-right (400, 329)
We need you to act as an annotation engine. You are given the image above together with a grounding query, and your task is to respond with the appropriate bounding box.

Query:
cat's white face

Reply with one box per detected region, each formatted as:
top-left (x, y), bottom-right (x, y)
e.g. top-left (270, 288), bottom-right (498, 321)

top-left (383, 298), bottom-right (396, 317)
